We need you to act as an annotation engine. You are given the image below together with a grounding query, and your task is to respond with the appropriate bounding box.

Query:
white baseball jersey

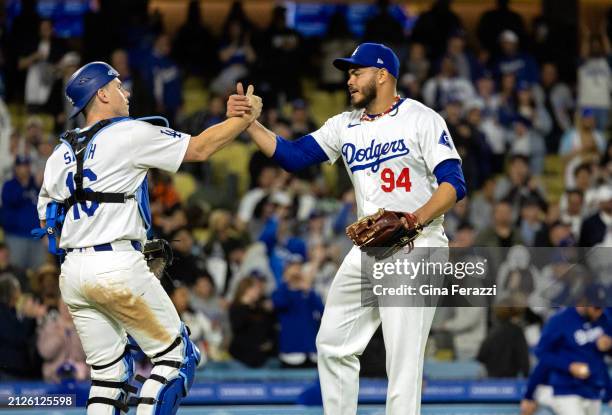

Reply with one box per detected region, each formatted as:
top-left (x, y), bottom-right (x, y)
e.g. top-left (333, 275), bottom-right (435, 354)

top-left (37, 119), bottom-right (190, 248)
top-left (311, 98), bottom-right (461, 230)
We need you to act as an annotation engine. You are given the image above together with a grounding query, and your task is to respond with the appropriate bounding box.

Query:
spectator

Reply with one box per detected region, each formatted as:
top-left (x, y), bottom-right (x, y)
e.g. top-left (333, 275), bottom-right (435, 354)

top-left (272, 259), bottom-right (324, 368)
top-left (470, 178), bottom-right (496, 231)
top-left (288, 99), bottom-right (318, 140)
top-left (432, 306), bottom-right (487, 360)
top-left (17, 19), bottom-right (65, 112)
top-left (477, 0), bottom-right (527, 58)
top-left (179, 94), bottom-right (226, 135)
top-left (362, 0), bottom-right (405, 47)
top-left (445, 31), bottom-right (473, 80)
top-left (496, 72), bottom-right (518, 128)
top-left (237, 164), bottom-right (280, 233)
top-left (0, 93), bottom-right (13, 184)
top-left (493, 30), bottom-right (539, 85)
top-left (0, 243), bottom-right (27, 292)
top-left (111, 48), bottom-right (154, 118)
top-left (210, 18), bottom-right (256, 96)
top-left (259, 202), bottom-right (308, 283)
top-left (228, 276), bottom-right (276, 367)
top-left (169, 281), bottom-right (217, 362)
top-left (190, 274), bottom-right (230, 356)
top-left (464, 99), bottom-right (494, 184)
top-left (477, 302), bottom-right (530, 378)
top-left (577, 27), bottom-right (611, 131)
top-left (32, 263), bottom-right (60, 311)
top-left (506, 115), bottom-right (546, 176)
top-left (318, 11), bottom-right (357, 92)
top-left (517, 197), bottom-right (545, 246)
top-left (172, 0), bottom-right (218, 77)
top-left (411, 0), bottom-right (463, 60)
top-left (45, 51), bottom-right (81, 133)
top-left (533, 62), bottom-right (574, 153)
top-left (166, 227), bottom-right (207, 286)
top-left (443, 99), bottom-right (482, 191)
top-left (560, 189), bottom-right (586, 239)
top-left (444, 198), bottom-right (470, 240)
top-left (495, 155), bottom-right (548, 217)
top-left (559, 109), bottom-right (606, 185)
top-left (401, 42), bottom-right (430, 88)
top-left (256, 5), bottom-right (303, 106)
top-left (475, 200), bottom-right (524, 247)
top-left (422, 55), bottom-right (475, 111)
top-left (0, 273), bottom-right (45, 380)
top-left (578, 186), bottom-right (612, 247)
top-left (144, 33), bottom-right (183, 125)
top-left (515, 82), bottom-right (552, 138)
top-left (1, 155), bottom-right (45, 271)
top-left (564, 163), bottom-right (599, 212)
top-left (37, 300), bottom-right (89, 383)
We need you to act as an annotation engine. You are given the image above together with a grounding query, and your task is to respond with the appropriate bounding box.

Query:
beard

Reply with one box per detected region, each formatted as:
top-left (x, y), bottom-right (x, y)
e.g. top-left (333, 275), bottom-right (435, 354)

top-left (351, 79), bottom-right (377, 109)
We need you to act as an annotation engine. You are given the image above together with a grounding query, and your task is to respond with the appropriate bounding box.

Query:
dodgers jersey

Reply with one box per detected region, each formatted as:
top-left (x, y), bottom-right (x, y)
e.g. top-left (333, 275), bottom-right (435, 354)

top-left (311, 98), bottom-right (461, 230)
top-left (37, 119), bottom-right (190, 248)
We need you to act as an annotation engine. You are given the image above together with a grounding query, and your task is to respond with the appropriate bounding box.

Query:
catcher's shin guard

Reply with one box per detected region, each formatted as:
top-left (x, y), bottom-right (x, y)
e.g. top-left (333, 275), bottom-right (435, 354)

top-left (134, 324), bottom-right (201, 415)
top-left (87, 347), bottom-right (137, 415)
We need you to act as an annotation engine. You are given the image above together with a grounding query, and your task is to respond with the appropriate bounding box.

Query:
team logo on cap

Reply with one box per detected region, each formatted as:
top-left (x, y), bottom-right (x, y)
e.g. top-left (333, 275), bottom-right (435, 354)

top-left (377, 58), bottom-right (384, 64)
top-left (351, 46), bottom-right (360, 56)
top-left (108, 69), bottom-right (119, 76)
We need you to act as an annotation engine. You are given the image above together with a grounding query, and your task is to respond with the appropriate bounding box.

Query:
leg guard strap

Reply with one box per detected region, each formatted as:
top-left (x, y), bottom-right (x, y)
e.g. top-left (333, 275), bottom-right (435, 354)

top-left (87, 397), bottom-right (129, 413)
top-left (135, 324), bottom-right (201, 415)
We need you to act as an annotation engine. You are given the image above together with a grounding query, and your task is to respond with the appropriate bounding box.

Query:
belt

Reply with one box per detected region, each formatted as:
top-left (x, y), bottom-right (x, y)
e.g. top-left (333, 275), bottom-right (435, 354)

top-left (66, 240), bottom-right (142, 253)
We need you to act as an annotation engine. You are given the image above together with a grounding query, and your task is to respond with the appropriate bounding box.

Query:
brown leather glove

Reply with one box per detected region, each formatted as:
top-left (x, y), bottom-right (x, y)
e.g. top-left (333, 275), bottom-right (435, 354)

top-left (346, 208), bottom-right (424, 260)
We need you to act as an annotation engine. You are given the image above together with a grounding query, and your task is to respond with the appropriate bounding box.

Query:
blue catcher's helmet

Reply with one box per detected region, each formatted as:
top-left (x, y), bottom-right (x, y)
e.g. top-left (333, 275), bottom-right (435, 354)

top-left (65, 61), bottom-right (119, 119)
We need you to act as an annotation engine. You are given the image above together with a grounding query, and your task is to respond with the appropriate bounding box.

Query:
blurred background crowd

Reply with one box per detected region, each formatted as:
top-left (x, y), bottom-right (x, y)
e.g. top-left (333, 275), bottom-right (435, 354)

top-left (0, 0), bottom-right (610, 388)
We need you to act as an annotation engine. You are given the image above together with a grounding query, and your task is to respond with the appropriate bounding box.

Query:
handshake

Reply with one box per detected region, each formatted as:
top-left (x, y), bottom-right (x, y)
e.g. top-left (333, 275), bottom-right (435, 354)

top-left (226, 82), bottom-right (263, 126)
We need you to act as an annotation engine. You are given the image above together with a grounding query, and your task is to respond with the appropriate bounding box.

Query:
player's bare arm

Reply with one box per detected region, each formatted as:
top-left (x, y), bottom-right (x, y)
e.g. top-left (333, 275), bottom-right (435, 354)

top-left (227, 83), bottom-right (277, 156)
top-left (184, 84), bottom-right (262, 162)
top-left (413, 182), bottom-right (457, 226)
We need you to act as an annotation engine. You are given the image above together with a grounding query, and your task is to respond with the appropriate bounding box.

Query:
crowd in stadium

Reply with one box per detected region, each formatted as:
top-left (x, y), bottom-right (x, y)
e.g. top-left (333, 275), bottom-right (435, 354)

top-left (0, 0), bottom-right (610, 394)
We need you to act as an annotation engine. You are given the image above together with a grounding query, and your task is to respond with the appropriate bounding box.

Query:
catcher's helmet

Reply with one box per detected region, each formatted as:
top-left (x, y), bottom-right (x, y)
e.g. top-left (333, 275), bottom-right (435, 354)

top-left (65, 61), bottom-right (119, 119)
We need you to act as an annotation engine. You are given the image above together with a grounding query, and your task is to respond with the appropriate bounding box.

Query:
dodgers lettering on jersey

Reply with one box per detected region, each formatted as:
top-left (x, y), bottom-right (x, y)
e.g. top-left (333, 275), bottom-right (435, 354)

top-left (310, 98), bottom-right (461, 240)
top-left (37, 119), bottom-right (190, 248)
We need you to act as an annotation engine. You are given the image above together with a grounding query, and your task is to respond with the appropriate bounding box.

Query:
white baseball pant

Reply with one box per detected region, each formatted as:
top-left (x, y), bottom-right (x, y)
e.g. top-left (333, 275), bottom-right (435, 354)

top-left (59, 241), bottom-right (183, 414)
top-left (550, 395), bottom-right (601, 415)
top-left (317, 237), bottom-right (444, 415)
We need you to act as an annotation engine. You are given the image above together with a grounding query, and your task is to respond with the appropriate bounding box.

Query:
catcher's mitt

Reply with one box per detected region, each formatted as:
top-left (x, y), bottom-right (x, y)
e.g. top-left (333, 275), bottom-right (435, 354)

top-left (346, 208), bottom-right (424, 260)
top-left (143, 239), bottom-right (173, 279)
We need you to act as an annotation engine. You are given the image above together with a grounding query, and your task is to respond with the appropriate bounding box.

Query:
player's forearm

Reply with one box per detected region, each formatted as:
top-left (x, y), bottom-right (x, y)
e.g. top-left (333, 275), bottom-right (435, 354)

top-left (413, 183), bottom-right (456, 225)
top-left (186, 118), bottom-right (250, 161)
top-left (246, 121), bottom-right (277, 157)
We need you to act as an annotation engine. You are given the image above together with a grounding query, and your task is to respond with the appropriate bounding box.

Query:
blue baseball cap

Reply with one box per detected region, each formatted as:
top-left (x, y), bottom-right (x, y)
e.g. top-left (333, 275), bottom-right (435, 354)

top-left (581, 107), bottom-right (595, 118)
top-left (65, 61), bottom-right (119, 119)
top-left (333, 43), bottom-right (400, 78)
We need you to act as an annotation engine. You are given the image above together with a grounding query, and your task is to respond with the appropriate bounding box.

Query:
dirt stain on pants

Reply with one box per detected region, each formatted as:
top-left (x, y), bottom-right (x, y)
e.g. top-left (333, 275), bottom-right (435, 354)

top-left (83, 282), bottom-right (173, 346)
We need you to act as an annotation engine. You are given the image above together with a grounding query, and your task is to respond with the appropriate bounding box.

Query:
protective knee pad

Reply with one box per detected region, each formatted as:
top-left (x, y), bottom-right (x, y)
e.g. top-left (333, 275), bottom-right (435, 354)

top-left (135, 324), bottom-right (202, 415)
top-left (87, 346), bottom-right (137, 415)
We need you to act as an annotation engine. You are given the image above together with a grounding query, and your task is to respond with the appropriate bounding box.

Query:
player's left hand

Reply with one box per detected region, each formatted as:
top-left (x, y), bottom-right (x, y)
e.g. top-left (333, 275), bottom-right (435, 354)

top-left (226, 82), bottom-right (253, 117)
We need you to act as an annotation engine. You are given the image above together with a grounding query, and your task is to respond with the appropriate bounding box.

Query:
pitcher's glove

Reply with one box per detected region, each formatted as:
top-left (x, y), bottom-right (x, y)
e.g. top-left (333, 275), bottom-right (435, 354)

top-left (143, 239), bottom-right (173, 280)
top-left (346, 208), bottom-right (424, 260)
